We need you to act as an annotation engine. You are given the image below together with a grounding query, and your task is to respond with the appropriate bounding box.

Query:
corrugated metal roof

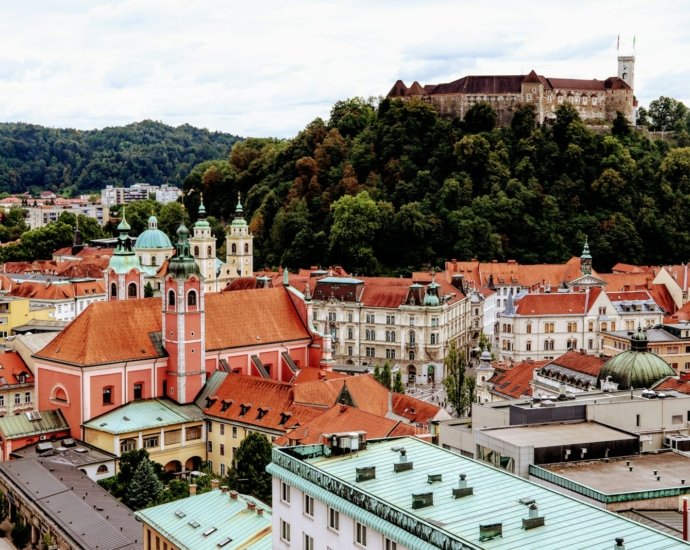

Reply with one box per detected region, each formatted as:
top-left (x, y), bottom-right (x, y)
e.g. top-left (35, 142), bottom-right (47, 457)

top-left (0, 409), bottom-right (69, 438)
top-left (83, 398), bottom-right (204, 434)
top-left (273, 437), bottom-right (690, 549)
top-left (135, 490), bottom-right (272, 550)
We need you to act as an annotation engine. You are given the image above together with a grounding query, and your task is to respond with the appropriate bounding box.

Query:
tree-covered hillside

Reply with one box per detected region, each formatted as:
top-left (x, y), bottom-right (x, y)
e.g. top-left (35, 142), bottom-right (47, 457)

top-left (182, 97), bottom-right (690, 275)
top-left (0, 120), bottom-right (241, 195)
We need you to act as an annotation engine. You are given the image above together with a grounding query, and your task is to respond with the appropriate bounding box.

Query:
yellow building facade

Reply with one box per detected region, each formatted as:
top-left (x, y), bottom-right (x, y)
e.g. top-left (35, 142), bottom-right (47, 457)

top-left (0, 297), bottom-right (54, 341)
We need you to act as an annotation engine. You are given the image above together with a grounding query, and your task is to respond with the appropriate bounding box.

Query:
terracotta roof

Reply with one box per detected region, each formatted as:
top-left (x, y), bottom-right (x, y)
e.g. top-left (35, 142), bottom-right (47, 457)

top-left (599, 273), bottom-right (651, 290)
top-left (545, 351), bottom-right (606, 377)
top-left (222, 277), bottom-right (261, 291)
top-left (406, 81), bottom-right (427, 96)
top-left (387, 80), bottom-right (408, 98)
top-left (391, 393), bottom-right (448, 423)
top-left (0, 351), bottom-right (33, 385)
top-left (9, 282), bottom-right (77, 301)
top-left (522, 70), bottom-right (541, 83)
top-left (546, 78), bottom-right (609, 90)
top-left (654, 377), bottom-right (690, 394)
top-left (273, 404), bottom-right (418, 446)
top-left (0, 262), bottom-right (40, 274)
top-left (429, 75), bottom-right (525, 95)
top-left (514, 288), bottom-right (602, 316)
top-left (290, 367), bottom-right (347, 383)
top-left (55, 258), bottom-right (109, 278)
top-left (36, 287), bottom-right (311, 366)
top-left (650, 284), bottom-right (677, 315)
top-left (611, 263), bottom-right (648, 274)
top-left (663, 265), bottom-right (689, 291)
top-left (72, 280), bottom-right (106, 297)
top-left (203, 374), bottom-right (323, 431)
top-left (666, 300), bottom-right (690, 323)
top-left (490, 360), bottom-right (549, 399)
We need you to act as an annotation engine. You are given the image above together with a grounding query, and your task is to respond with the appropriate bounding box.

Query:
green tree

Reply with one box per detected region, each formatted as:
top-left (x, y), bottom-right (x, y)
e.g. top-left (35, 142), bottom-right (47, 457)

top-left (144, 282), bottom-right (154, 298)
top-left (393, 371), bottom-right (405, 394)
top-left (463, 101), bottom-right (497, 133)
top-left (373, 364), bottom-right (381, 384)
top-left (11, 515), bottom-right (31, 548)
top-left (511, 105), bottom-right (537, 141)
top-left (18, 222), bottom-right (74, 260)
top-left (611, 111), bottom-right (632, 138)
top-left (442, 340), bottom-right (467, 416)
top-left (381, 361), bottom-right (392, 389)
top-left (329, 191), bottom-right (381, 274)
top-left (124, 458), bottom-right (165, 510)
top-left (42, 532), bottom-right (55, 550)
top-left (228, 432), bottom-right (272, 505)
top-left (648, 96), bottom-right (688, 132)
top-left (156, 479), bottom-right (193, 505)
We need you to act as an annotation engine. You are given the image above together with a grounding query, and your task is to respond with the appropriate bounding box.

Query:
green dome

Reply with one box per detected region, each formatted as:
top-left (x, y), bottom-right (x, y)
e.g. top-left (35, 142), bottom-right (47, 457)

top-left (424, 280), bottom-right (441, 307)
top-left (136, 216), bottom-right (173, 250)
top-left (597, 328), bottom-right (676, 390)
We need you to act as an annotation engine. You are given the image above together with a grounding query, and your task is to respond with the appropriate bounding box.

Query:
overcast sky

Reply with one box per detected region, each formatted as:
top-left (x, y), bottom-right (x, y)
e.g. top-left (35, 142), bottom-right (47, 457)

top-left (1, 0), bottom-right (688, 138)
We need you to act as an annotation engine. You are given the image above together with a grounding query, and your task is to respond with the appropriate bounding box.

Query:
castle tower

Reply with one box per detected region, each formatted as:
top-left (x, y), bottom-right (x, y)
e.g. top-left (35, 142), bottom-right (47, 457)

top-left (580, 237), bottom-right (592, 276)
top-left (618, 55), bottom-right (635, 91)
top-left (162, 217), bottom-right (206, 404)
top-left (225, 193), bottom-right (253, 277)
top-left (190, 194), bottom-right (217, 293)
top-left (105, 209), bottom-right (145, 301)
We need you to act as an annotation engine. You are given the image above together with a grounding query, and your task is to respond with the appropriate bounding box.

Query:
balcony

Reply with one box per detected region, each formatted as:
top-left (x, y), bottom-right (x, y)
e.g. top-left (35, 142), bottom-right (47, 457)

top-left (405, 342), bottom-right (418, 349)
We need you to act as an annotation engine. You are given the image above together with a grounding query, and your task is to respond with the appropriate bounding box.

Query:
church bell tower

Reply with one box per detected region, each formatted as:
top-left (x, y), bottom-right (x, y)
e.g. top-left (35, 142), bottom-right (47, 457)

top-left (225, 193), bottom-right (253, 277)
top-left (618, 55), bottom-right (635, 91)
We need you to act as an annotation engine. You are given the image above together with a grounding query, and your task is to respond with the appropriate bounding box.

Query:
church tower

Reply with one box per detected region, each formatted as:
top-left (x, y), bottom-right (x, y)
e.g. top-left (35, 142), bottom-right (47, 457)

top-left (618, 55), bottom-right (635, 90)
top-left (225, 193), bottom-right (253, 277)
top-left (162, 218), bottom-right (206, 404)
top-left (580, 238), bottom-right (592, 276)
top-left (190, 194), bottom-right (217, 293)
top-left (105, 209), bottom-right (145, 301)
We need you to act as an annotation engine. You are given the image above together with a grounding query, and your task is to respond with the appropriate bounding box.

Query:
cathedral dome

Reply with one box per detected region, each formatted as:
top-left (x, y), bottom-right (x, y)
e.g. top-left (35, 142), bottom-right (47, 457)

top-left (596, 328), bottom-right (676, 390)
top-left (136, 216), bottom-right (173, 250)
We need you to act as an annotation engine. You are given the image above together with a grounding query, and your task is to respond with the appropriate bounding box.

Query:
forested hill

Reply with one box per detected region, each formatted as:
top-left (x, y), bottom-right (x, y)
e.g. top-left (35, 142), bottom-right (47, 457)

top-left (0, 120), bottom-right (241, 195)
top-left (181, 97), bottom-right (690, 275)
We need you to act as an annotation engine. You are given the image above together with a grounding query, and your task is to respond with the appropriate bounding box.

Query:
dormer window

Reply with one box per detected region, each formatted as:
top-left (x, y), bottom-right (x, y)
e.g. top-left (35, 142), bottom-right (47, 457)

top-left (257, 407), bottom-right (269, 420)
top-left (220, 399), bottom-right (234, 413)
top-left (239, 403), bottom-right (252, 417)
top-left (279, 411), bottom-right (292, 426)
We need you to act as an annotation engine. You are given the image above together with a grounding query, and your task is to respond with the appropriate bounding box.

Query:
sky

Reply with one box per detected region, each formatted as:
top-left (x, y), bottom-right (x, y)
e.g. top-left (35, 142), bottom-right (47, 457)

top-left (1, 0), bottom-right (689, 138)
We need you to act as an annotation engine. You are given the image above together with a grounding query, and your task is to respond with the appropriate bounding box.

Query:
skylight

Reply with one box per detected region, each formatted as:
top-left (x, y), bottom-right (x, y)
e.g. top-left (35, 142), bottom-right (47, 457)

top-left (203, 527), bottom-right (217, 537)
top-left (188, 520), bottom-right (200, 528)
top-left (175, 510), bottom-right (186, 518)
top-left (217, 538), bottom-right (232, 547)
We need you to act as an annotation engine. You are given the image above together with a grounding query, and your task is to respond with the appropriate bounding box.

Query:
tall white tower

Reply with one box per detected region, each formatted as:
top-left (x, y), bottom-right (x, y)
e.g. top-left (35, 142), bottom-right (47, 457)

top-left (225, 193), bottom-right (253, 277)
top-left (190, 194), bottom-right (217, 293)
top-left (618, 55), bottom-right (635, 90)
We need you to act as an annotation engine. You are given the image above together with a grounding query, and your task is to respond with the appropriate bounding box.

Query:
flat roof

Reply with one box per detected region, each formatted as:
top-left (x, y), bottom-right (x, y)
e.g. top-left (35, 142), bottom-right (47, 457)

top-left (10, 437), bottom-right (116, 465)
top-left (608, 329), bottom-right (681, 343)
top-left (479, 422), bottom-right (637, 448)
top-left (511, 388), bottom-right (690, 409)
top-left (83, 398), bottom-right (204, 434)
top-left (541, 452), bottom-right (690, 494)
top-left (135, 490), bottom-right (271, 550)
top-left (271, 437), bottom-right (689, 549)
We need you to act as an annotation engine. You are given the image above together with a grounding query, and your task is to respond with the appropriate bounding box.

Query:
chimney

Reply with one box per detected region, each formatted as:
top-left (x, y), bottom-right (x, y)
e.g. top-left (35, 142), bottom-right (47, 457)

top-left (646, 276), bottom-right (653, 290)
top-left (229, 490), bottom-right (239, 500)
top-left (211, 479), bottom-right (220, 490)
top-left (453, 474), bottom-right (473, 499)
top-left (681, 371), bottom-right (690, 381)
top-left (256, 507), bottom-right (264, 516)
top-left (522, 503), bottom-right (545, 530)
top-left (614, 538), bottom-right (625, 549)
top-left (393, 448), bottom-right (413, 473)
top-left (189, 484), bottom-right (197, 496)
top-left (247, 501), bottom-right (256, 511)
top-left (221, 486), bottom-right (228, 492)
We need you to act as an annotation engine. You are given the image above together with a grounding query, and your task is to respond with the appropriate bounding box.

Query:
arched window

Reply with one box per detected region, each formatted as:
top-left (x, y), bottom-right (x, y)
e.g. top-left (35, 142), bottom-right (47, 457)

top-left (207, 246), bottom-right (212, 256)
top-left (128, 283), bottom-right (137, 298)
top-left (544, 340), bottom-right (550, 351)
top-left (244, 243), bottom-right (249, 254)
top-left (151, 255), bottom-right (157, 266)
top-left (526, 341), bottom-right (532, 351)
top-left (588, 321), bottom-right (594, 332)
top-left (50, 385), bottom-right (68, 404)
top-left (187, 290), bottom-right (197, 307)
top-left (168, 290), bottom-right (176, 307)
top-left (194, 246), bottom-right (199, 257)
top-left (430, 333), bottom-right (437, 345)
top-left (611, 321), bottom-right (616, 331)
top-left (549, 340), bottom-right (554, 350)
top-left (390, 331), bottom-right (395, 342)
top-left (601, 322), bottom-right (608, 332)
top-left (110, 282), bottom-right (117, 297)
top-left (409, 331), bottom-right (416, 344)
top-left (97, 465), bottom-right (109, 474)
top-left (588, 339), bottom-right (593, 350)
top-left (231, 243), bottom-right (237, 254)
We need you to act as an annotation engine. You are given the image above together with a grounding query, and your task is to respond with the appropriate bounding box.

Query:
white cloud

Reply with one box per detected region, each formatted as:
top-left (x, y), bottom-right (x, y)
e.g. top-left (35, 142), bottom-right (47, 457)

top-left (0, 0), bottom-right (689, 137)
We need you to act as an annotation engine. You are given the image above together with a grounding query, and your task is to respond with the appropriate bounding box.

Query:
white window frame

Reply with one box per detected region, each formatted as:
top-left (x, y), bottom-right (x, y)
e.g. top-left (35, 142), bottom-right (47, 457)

top-left (281, 519), bottom-right (291, 543)
top-left (303, 533), bottom-right (314, 550)
top-left (281, 481), bottom-right (291, 504)
top-left (328, 507), bottom-right (340, 532)
top-left (355, 521), bottom-right (367, 547)
top-left (303, 494), bottom-right (314, 518)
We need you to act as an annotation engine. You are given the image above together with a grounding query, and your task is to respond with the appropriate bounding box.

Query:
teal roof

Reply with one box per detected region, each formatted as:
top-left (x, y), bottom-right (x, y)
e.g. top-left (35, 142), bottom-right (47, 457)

top-left (109, 207), bottom-right (143, 275)
top-left (194, 196), bottom-right (210, 229)
top-left (270, 437), bottom-right (689, 550)
top-left (135, 490), bottom-right (271, 550)
top-left (597, 349), bottom-right (676, 390)
top-left (0, 409), bottom-right (69, 439)
top-left (166, 219), bottom-right (201, 280)
top-left (83, 398), bottom-right (204, 434)
top-left (136, 224), bottom-right (173, 250)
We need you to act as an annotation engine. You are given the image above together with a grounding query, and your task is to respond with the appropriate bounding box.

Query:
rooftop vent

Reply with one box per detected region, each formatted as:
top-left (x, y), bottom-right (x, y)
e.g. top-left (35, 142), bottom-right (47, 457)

top-left (393, 448), bottom-right (413, 473)
top-left (522, 503), bottom-right (545, 530)
top-left (74, 448), bottom-right (88, 453)
top-left (203, 527), bottom-right (217, 537)
top-left (188, 520), bottom-right (200, 528)
top-left (428, 474), bottom-right (442, 484)
top-left (411, 492), bottom-right (434, 510)
top-left (614, 538), bottom-right (625, 549)
top-left (479, 522), bottom-right (502, 542)
top-left (175, 510), bottom-right (186, 518)
top-left (217, 538), bottom-right (232, 548)
top-left (453, 474), bottom-right (473, 499)
top-left (61, 438), bottom-right (76, 447)
top-left (36, 442), bottom-right (53, 453)
top-left (355, 466), bottom-right (376, 482)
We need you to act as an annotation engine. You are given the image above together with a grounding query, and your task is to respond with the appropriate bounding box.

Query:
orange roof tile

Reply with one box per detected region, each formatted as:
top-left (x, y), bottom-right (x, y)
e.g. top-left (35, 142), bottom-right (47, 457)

top-left (273, 404), bottom-right (419, 446)
top-left (654, 377), bottom-right (690, 394)
top-left (0, 351), bottom-right (32, 385)
top-left (491, 360), bottom-right (549, 399)
top-left (9, 282), bottom-right (76, 301)
top-left (545, 350), bottom-right (606, 377)
top-left (611, 263), bottom-right (648, 274)
top-left (36, 287), bottom-right (311, 366)
top-left (391, 393), bottom-right (447, 423)
top-left (291, 367), bottom-right (347, 383)
top-left (514, 288), bottom-right (602, 316)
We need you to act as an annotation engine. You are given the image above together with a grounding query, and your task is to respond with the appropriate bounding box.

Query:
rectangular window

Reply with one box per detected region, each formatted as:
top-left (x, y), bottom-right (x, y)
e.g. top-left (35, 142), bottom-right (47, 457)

top-left (348, 313), bottom-right (353, 322)
top-left (667, 346), bottom-right (680, 354)
top-left (14, 393), bottom-right (20, 405)
top-left (207, 441), bottom-right (213, 453)
top-left (348, 346), bottom-right (353, 356)
top-left (281, 481), bottom-right (291, 503)
top-left (220, 444), bottom-right (225, 456)
top-left (164, 429), bottom-right (181, 445)
top-left (636, 414), bottom-right (640, 427)
top-left (220, 463), bottom-right (226, 476)
top-left (385, 539), bottom-right (397, 550)
top-left (328, 507), bottom-right (339, 531)
top-left (281, 520), bottom-right (291, 543)
top-left (356, 522), bottom-right (367, 546)
top-left (232, 426), bottom-right (238, 438)
top-left (304, 494), bottom-right (314, 517)
top-left (0, 395), bottom-right (5, 407)
top-left (207, 420), bottom-right (213, 433)
top-left (133, 383), bottom-right (143, 400)
top-left (102, 387), bottom-right (112, 405)
top-left (143, 436), bottom-right (159, 449)
top-left (186, 425), bottom-right (202, 441)
top-left (219, 423), bottom-right (225, 436)
top-left (24, 392), bottom-right (30, 403)
top-left (409, 317), bottom-right (414, 326)
top-left (304, 534), bottom-right (314, 550)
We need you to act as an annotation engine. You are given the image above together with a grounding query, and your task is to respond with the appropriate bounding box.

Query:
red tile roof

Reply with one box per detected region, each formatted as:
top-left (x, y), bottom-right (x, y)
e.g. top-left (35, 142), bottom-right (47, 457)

top-left (611, 263), bottom-right (649, 274)
top-left (0, 351), bottom-right (32, 386)
top-left (0, 262), bottom-right (40, 274)
top-left (290, 367), bottom-right (347, 383)
top-left (10, 282), bottom-right (77, 301)
top-left (606, 290), bottom-right (653, 302)
top-left (654, 377), bottom-right (690, 394)
top-left (36, 287), bottom-right (311, 366)
top-left (273, 404), bottom-right (418, 446)
top-left (545, 351), bottom-right (606, 377)
top-left (514, 288), bottom-right (602, 316)
top-left (490, 360), bottom-right (549, 399)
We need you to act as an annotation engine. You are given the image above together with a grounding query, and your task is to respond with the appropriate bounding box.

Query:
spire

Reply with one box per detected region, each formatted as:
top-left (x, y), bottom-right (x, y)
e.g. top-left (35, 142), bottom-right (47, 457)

top-left (198, 192), bottom-right (207, 219)
top-left (235, 192), bottom-right (244, 217)
top-left (166, 214), bottom-right (200, 279)
top-left (283, 267), bottom-right (289, 287)
top-left (580, 236), bottom-right (592, 276)
top-left (115, 207), bottom-right (133, 254)
top-left (504, 291), bottom-right (515, 316)
top-left (304, 282), bottom-right (312, 300)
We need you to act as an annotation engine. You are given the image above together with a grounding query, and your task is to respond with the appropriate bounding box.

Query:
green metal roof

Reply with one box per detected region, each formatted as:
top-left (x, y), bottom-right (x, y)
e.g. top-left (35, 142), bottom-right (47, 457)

top-left (597, 350), bottom-right (676, 390)
top-left (135, 489), bottom-right (272, 550)
top-left (270, 437), bottom-right (690, 549)
top-left (135, 227), bottom-right (173, 250)
top-left (82, 398), bottom-right (204, 434)
top-left (0, 409), bottom-right (69, 439)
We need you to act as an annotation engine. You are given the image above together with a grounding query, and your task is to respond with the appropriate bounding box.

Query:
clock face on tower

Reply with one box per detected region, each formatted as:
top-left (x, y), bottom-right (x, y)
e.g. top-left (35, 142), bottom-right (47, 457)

top-left (622, 65), bottom-right (628, 72)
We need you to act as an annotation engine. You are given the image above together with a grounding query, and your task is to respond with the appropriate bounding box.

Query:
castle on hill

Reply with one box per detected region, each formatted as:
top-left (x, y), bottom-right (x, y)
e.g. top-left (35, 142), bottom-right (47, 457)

top-left (388, 55), bottom-right (637, 125)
